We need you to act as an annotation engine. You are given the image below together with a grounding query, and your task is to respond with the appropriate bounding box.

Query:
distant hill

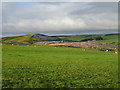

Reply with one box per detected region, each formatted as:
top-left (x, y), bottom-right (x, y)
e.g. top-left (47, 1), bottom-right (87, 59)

top-left (31, 34), bottom-right (62, 41)
top-left (1, 33), bottom-right (119, 45)
top-left (58, 34), bottom-right (119, 44)
top-left (1, 33), bottom-right (62, 45)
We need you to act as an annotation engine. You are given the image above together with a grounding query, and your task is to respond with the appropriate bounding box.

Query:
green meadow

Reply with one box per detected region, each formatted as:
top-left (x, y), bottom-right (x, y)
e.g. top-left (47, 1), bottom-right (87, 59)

top-left (2, 44), bottom-right (118, 88)
top-left (59, 34), bottom-right (119, 44)
top-left (2, 34), bottom-right (119, 45)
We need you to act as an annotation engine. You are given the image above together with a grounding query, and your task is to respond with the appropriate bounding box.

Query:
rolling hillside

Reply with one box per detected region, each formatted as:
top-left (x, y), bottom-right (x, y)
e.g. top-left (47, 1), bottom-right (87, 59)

top-left (58, 34), bottom-right (119, 44)
top-left (1, 34), bottom-right (62, 45)
top-left (1, 33), bottom-right (119, 48)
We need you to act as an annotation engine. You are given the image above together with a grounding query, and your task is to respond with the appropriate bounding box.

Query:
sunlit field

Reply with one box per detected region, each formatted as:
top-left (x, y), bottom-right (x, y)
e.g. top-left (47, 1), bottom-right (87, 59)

top-left (2, 45), bottom-right (118, 88)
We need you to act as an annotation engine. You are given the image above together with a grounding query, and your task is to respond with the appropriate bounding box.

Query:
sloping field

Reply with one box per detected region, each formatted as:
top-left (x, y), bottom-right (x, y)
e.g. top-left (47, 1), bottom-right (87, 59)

top-left (94, 34), bottom-right (118, 43)
top-left (1, 34), bottom-right (62, 45)
top-left (58, 34), bottom-right (119, 44)
top-left (1, 34), bottom-right (43, 44)
top-left (2, 34), bottom-right (119, 45)
top-left (2, 45), bottom-right (118, 88)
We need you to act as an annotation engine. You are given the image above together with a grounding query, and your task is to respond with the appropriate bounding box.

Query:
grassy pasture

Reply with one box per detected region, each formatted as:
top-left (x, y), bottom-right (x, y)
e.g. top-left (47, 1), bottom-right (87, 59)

top-left (2, 34), bottom-right (44, 44)
top-left (2, 45), bottom-right (118, 88)
top-left (94, 35), bottom-right (118, 43)
top-left (59, 36), bottom-right (85, 41)
top-left (59, 34), bottom-right (119, 44)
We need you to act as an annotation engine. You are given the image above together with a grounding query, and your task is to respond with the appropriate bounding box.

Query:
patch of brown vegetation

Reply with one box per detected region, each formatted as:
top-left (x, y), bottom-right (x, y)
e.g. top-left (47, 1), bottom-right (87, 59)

top-left (34, 41), bottom-right (118, 52)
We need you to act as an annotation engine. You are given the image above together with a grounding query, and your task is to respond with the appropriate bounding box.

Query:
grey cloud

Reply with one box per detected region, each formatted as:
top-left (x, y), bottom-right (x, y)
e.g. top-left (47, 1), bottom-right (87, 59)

top-left (2, 0), bottom-right (120, 2)
top-left (2, 2), bottom-right (118, 34)
top-left (70, 2), bottom-right (118, 15)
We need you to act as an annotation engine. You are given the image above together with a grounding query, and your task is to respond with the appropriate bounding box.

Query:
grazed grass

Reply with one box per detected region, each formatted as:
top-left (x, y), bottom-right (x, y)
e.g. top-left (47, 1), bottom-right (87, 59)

top-left (94, 35), bottom-right (118, 43)
top-left (2, 34), bottom-right (44, 44)
top-left (59, 36), bottom-right (85, 41)
top-left (2, 45), bottom-right (118, 88)
top-left (59, 34), bottom-right (119, 44)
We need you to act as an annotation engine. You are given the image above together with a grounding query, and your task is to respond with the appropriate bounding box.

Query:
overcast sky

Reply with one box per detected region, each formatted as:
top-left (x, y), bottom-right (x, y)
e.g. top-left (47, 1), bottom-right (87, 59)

top-left (2, 2), bottom-right (118, 35)
top-left (2, 0), bottom-right (119, 2)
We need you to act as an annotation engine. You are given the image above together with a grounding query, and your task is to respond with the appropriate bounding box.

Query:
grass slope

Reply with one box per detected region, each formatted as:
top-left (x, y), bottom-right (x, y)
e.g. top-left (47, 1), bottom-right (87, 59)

top-left (59, 36), bottom-right (86, 41)
top-left (2, 45), bottom-right (118, 88)
top-left (2, 34), bottom-right (44, 44)
top-left (2, 34), bottom-right (119, 45)
top-left (94, 35), bottom-right (118, 43)
top-left (59, 34), bottom-right (119, 44)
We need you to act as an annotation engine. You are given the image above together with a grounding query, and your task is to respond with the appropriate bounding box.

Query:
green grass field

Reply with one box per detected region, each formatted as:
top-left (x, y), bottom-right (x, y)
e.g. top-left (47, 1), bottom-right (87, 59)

top-left (2, 34), bottom-right (44, 44)
top-left (93, 35), bottom-right (118, 43)
top-left (59, 36), bottom-right (85, 41)
top-left (59, 34), bottom-right (119, 44)
top-left (2, 34), bottom-right (119, 46)
top-left (2, 45), bottom-right (118, 88)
